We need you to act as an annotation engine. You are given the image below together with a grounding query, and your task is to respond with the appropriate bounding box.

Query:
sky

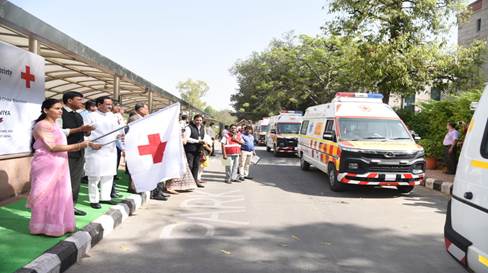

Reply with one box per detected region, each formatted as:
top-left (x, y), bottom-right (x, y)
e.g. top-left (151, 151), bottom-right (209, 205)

top-left (10, 0), bottom-right (330, 110)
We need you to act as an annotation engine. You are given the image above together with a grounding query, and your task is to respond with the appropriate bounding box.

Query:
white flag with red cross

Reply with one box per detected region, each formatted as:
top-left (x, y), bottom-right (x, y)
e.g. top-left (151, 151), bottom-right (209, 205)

top-left (125, 103), bottom-right (186, 192)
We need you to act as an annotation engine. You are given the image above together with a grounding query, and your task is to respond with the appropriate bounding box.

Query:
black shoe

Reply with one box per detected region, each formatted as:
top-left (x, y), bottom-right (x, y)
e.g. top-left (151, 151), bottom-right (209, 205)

top-left (225, 180), bottom-right (232, 184)
top-left (90, 203), bottom-right (101, 209)
top-left (74, 208), bottom-right (87, 216)
top-left (239, 177), bottom-right (245, 181)
top-left (151, 195), bottom-right (167, 201)
top-left (245, 176), bottom-right (254, 180)
top-left (100, 200), bottom-right (117, 205)
top-left (196, 183), bottom-right (205, 188)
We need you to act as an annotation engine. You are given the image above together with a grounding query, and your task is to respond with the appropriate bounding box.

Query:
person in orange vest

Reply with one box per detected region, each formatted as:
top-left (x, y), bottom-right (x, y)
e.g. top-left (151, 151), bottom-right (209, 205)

top-left (221, 124), bottom-right (244, 183)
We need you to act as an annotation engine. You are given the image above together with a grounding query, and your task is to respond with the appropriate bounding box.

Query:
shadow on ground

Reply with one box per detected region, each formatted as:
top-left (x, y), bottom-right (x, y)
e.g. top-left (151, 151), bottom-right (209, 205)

top-left (67, 220), bottom-right (461, 273)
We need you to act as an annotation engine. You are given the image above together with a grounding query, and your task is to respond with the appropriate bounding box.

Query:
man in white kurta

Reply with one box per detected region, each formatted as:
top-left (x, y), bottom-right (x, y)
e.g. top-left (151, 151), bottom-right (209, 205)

top-left (83, 96), bottom-right (120, 208)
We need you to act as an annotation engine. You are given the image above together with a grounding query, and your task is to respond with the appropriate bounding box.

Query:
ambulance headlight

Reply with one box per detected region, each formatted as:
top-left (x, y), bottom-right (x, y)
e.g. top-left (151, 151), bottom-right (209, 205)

top-left (348, 162), bottom-right (359, 170)
top-left (340, 147), bottom-right (362, 153)
top-left (412, 163), bottom-right (424, 174)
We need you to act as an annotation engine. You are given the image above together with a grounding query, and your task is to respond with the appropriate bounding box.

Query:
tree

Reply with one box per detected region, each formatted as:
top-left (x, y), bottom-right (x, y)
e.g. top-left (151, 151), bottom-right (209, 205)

top-left (230, 34), bottom-right (358, 120)
top-left (176, 79), bottom-right (209, 110)
top-left (326, 0), bottom-right (485, 103)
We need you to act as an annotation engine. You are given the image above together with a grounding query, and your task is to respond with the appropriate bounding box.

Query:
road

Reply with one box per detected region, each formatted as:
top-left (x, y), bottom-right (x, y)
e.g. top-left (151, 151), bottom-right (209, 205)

top-left (67, 146), bottom-right (462, 273)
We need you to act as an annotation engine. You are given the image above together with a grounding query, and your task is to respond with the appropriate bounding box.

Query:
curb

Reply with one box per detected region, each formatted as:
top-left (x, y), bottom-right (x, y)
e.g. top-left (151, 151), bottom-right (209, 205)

top-left (14, 192), bottom-right (151, 273)
top-left (423, 178), bottom-right (453, 195)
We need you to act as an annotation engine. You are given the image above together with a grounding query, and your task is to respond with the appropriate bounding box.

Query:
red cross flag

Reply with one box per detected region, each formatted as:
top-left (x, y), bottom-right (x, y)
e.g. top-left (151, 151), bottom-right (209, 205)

top-left (125, 103), bottom-right (186, 192)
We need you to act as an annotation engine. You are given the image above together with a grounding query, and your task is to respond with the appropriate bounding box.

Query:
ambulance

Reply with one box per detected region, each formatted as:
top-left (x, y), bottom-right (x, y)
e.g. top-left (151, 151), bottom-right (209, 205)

top-left (444, 87), bottom-right (488, 272)
top-left (254, 117), bottom-right (270, 146)
top-left (265, 111), bottom-right (303, 156)
top-left (298, 92), bottom-right (425, 193)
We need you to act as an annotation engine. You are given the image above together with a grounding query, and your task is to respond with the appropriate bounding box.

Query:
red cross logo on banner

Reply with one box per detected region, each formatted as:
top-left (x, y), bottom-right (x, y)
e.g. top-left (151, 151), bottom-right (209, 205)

top-left (21, 65), bottom-right (36, 88)
top-left (138, 133), bottom-right (167, 163)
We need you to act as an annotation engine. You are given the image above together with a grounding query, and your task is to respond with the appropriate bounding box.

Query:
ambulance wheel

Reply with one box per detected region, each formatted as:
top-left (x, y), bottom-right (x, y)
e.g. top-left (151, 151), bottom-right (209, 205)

top-left (266, 146), bottom-right (271, 152)
top-left (328, 165), bottom-right (344, 192)
top-left (397, 186), bottom-right (414, 194)
top-left (300, 155), bottom-right (310, 171)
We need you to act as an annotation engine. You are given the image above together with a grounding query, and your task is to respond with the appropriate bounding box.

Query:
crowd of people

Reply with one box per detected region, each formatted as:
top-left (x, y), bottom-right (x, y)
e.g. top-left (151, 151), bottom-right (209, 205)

top-left (28, 92), bottom-right (257, 237)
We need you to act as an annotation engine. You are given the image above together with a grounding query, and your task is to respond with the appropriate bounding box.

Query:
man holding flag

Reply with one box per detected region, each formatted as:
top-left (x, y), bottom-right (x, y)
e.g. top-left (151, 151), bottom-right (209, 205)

top-left (83, 96), bottom-right (120, 209)
top-left (124, 103), bottom-right (186, 193)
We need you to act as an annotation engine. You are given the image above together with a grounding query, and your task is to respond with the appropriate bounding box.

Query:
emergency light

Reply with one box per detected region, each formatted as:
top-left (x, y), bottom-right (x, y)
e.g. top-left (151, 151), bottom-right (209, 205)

top-left (280, 110), bottom-right (303, 115)
top-left (336, 92), bottom-right (384, 99)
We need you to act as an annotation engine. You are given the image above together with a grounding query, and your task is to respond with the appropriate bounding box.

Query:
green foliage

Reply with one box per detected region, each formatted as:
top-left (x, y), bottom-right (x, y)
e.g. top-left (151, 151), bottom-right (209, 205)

top-left (397, 89), bottom-right (482, 159)
top-left (231, 1), bottom-right (487, 121)
top-left (176, 79), bottom-right (209, 110)
top-left (203, 105), bottom-right (237, 126)
top-left (326, 0), bottom-right (486, 103)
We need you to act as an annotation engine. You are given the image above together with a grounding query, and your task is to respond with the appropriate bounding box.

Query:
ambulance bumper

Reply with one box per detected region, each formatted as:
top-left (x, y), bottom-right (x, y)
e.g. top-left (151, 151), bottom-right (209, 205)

top-left (337, 172), bottom-right (424, 186)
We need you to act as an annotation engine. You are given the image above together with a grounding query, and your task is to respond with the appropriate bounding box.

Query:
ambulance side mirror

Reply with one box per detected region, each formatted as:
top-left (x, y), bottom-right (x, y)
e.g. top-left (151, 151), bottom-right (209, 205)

top-left (410, 131), bottom-right (421, 141)
top-left (323, 131), bottom-right (336, 142)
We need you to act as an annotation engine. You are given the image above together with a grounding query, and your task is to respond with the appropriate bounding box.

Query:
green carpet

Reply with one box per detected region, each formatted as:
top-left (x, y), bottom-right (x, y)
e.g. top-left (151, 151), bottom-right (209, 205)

top-left (0, 171), bottom-right (132, 273)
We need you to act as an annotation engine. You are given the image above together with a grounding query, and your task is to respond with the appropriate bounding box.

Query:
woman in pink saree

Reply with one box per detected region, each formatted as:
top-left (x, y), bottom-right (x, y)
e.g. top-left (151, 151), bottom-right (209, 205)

top-left (28, 99), bottom-right (98, 237)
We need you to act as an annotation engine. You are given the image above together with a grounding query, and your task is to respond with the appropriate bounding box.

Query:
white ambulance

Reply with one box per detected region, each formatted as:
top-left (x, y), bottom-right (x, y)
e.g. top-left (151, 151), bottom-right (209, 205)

top-left (444, 87), bottom-right (488, 272)
top-left (298, 92), bottom-right (425, 193)
top-left (254, 117), bottom-right (270, 146)
top-left (265, 111), bottom-right (303, 156)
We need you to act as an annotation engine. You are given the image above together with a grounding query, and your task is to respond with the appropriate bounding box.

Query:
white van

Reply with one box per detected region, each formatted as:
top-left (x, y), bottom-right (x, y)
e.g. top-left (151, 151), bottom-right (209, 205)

top-left (254, 118), bottom-right (270, 146)
top-left (266, 111), bottom-right (302, 156)
top-left (444, 87), bottom-right (488, 272)
top-left (298, 92), bottom-right (425, 193)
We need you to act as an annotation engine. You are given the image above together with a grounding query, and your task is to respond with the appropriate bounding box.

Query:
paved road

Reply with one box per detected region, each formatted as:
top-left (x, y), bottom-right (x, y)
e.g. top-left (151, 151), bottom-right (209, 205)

top-left (67, 147), bottom-right (462, 273)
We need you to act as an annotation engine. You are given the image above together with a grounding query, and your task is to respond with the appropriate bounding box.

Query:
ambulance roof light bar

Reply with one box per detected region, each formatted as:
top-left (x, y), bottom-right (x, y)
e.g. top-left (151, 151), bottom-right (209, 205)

top-left (336, 92), bottom-right (384, 99)
top-left (280, 110), bottom-right (303, 115)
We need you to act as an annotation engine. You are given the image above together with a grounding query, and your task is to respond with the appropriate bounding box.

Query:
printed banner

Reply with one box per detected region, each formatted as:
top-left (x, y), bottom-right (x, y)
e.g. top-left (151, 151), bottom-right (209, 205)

top-left (0, 41), bottom-right (45, 155)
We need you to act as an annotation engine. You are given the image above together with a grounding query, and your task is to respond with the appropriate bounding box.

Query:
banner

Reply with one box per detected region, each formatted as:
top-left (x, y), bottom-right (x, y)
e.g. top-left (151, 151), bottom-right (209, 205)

top-left (0, 41), bottom-right (44, 155)
top-left (125, 103), bottom-right (186, 192)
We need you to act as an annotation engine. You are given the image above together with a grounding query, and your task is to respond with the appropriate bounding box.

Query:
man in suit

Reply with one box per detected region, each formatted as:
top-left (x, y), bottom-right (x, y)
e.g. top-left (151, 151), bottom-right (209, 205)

top-left (183, 114), bottom-right (206, 187)
top-left (60, 91), bottom-right (95, 216)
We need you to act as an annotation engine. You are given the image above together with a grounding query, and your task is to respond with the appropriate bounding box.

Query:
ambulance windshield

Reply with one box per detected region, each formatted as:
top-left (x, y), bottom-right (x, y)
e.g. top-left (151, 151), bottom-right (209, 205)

top-left (277, 123), bottom-right (301, 134)
top-left (261, 125), bottom-right (269, 132)
top-left (338, 118), bottom-right (411, 141)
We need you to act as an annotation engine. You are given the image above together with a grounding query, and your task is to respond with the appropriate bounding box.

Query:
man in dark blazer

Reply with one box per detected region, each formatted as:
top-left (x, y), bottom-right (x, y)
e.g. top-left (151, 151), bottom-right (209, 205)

top-left (60, 92), bottom-right (95, 216)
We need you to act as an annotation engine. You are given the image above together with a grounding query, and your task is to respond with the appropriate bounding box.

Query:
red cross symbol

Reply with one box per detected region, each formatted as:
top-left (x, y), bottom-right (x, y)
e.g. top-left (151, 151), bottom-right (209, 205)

top-left (21, 65), bottom-right (36, 88)
top-left (138, 133), bottom-right (167, 164)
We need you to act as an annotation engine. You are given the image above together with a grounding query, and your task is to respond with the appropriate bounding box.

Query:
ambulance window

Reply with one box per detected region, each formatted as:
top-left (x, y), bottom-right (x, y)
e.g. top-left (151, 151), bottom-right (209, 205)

top-left (300, 120), bottom-right (309, 135)
top-left (325, 120), bottom-right (335, 133)
top-left (482, 119), bottom-right (488, 158)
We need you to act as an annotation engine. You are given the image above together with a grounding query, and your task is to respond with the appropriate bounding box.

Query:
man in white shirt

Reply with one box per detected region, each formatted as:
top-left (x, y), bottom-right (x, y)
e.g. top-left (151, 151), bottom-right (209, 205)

top-left (83, 96), bottom-right (121, 209)
top-left (111, 102), bottom-right (126, 198)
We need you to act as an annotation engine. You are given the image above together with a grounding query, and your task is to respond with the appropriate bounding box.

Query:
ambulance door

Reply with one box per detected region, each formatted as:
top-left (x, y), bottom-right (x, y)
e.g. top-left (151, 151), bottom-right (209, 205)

top-left (298, 119), bottom-right (309, 156)
top-left (451, 103), bottom-right (488, 270)
top-left (322, 119), bottom-right (337, 172)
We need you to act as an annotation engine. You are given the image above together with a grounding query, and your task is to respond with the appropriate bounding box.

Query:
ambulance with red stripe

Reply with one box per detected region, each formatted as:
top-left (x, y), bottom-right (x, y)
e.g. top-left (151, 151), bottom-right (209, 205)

top-left (444, 86), bottom-right (488, 272)
top-left (298, 92), bottom-right (425, 193)
top-left (266, 111), bottom-right (303, 156)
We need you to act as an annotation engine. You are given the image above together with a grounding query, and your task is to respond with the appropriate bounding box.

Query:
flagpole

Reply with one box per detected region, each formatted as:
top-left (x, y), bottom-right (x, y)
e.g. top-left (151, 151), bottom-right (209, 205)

top-left (92, 102), bottom-right (181, 142)
top-left (91, 124), bottom-right (128, 142)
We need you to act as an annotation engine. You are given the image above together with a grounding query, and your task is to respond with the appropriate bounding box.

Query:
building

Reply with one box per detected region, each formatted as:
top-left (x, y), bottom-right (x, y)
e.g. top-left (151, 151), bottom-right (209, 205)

top-left (458, 0), bottom-right (485, 47)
